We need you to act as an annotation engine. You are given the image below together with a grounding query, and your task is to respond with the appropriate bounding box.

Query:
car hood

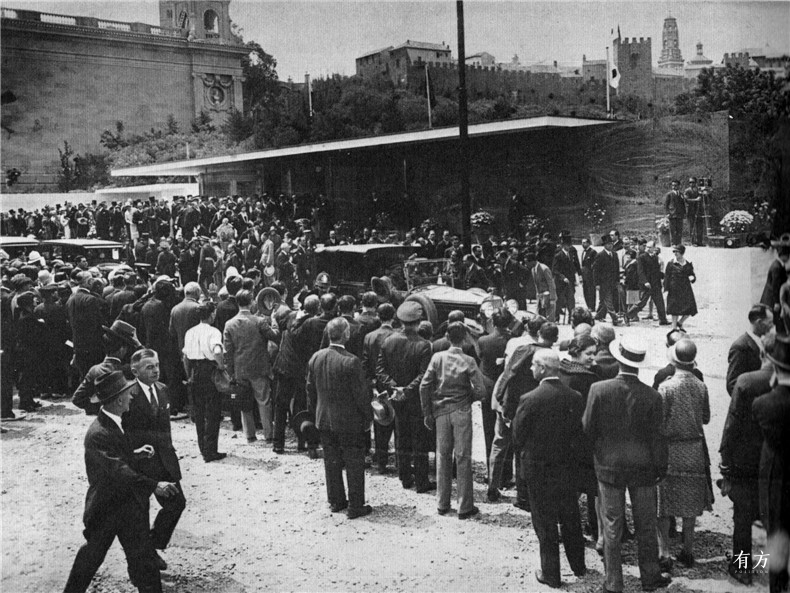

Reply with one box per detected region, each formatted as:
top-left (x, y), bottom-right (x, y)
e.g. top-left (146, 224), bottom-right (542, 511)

top-left (409, 285), bottom-right (489, 305)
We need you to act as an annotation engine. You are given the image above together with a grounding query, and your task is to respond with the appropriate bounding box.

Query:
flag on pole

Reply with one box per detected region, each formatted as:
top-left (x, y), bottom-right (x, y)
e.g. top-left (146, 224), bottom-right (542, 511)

top-left (610, 65), bottom-right (621, 89)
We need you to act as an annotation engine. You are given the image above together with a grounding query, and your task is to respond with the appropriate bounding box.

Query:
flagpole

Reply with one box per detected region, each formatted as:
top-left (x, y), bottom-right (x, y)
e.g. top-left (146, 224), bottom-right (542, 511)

top-left (605, 46), bottom-right (611, 118)
top-left (425, 62), bottom-right (433, 129)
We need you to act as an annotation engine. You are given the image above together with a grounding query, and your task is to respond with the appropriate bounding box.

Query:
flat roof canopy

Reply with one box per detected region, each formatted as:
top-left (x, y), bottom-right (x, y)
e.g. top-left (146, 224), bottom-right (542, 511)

top-left (111, 116), bottom-right (614, 178)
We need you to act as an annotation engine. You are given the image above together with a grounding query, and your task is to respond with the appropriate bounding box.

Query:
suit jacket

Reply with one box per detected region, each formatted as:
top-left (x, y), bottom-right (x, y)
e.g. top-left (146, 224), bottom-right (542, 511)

top-left (223, 310), bottom-right (279, 379)
top-left (581, 246), bottom-right (597, 272)
top-left (123, 381), bottom-right (181, 481)
top-left (72, 356), bottom-right (126, 415)
top-left (306, 345), bottom-right (372, 433)
top-left (169, 297), bottom-right (200, 352)
top-left (761, 259), bottom-right (788, 314)
top-left (552, 249), bottom-right (578, 285)
top-left (82, 411), bottom-right (158, 535)
top-left (664, 189), bottom-right (686, 218)
top-left (531, 262), bottom-right (556, 299)
top-left (363, 324), bottom-right (396, 382)
top-left (321, 314), bottom-right (363, 357)
top-left (652, 363), bottom-right (703, 390)
top-left (497, 342), bottom-right (551, 420)
top-left (583, 374), bottom-right (668, 487)
top-left (726, 333), bottom-right (762, 395)
top-left (66, 288), bottom-right (109, 350)
top-left (637, 251), bottom-right (662, 287)
top-left (752, 384), bottom-right (790, 533)
top-left (501, 259), bottom-right (528, 297)
top-left (512, 378), bottom-right (584, 468)
top-left (720, 367), bottom-right (771, 480)
top-left (592, 249), bottom-right (619, 288)
top-left (376, 331), bottom-right (432, 415)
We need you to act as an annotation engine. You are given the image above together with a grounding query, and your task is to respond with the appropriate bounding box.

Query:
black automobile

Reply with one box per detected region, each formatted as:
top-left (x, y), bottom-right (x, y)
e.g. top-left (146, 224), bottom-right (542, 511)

top-left (0, 236), bottom-right (41, 262)
top-left (314, 244), bottom-right (416, 299)
top-left (40, 239), bottom-right (126, 275)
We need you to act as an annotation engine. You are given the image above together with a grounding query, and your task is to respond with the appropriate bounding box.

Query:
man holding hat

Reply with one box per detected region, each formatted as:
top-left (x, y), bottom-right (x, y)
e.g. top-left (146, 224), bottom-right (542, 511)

top-left (583, 336), bottom-right (671, 593)
top-left (377, 300), bottom-right (434, 492)
top-left (64, 371), bottom-right (177, 593)
top-left (306, 317), bottom-right (373, 518)
top-left (752, 333), bottom-right (790, 593)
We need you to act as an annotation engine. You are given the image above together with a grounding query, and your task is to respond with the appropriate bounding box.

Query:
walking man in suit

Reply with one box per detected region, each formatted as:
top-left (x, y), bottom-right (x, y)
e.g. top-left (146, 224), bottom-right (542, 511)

top-left (552, 235), bottom-right (579, 319)
top-left (307, 317), bottom-right (373, 519)
top-left (593, 235), bottom-right (621, 325)
top-left (513, 349), bottom-right (586, 588)
top-left (580, 237), bottom-right (597, 311)
top-left (64, 371), bottom-right (177, 593)
top-left (127, 349), bottom-right (185, 570)
top-left (627, 240), bottom-right (669, 325)
top-left (583, 337), bottom-right (671, 593)
top-left (664, 179), bottom-right (685, 246)
top-left (726, 304), bottom-right (774, 395)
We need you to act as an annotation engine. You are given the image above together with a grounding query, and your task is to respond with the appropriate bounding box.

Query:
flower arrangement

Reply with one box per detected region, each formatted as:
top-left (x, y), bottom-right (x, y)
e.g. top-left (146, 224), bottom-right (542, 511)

top-left (470, 210), bottom-right (494, 229)
top-left (583, 202), bottom-right (607, 230)
top-left (720, 210), bottom-right (754, 235)
top-left (519, 215), bottom-right (547, 236)
top-left (656, 216), bottom-right (670, 233)
top-left (750, 200), bottom-right (775, 231)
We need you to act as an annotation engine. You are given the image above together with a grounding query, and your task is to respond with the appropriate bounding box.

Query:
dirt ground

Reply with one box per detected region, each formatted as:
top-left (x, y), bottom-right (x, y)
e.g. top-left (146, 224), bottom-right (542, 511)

top-left (1, 246), bottom-right (776, 593)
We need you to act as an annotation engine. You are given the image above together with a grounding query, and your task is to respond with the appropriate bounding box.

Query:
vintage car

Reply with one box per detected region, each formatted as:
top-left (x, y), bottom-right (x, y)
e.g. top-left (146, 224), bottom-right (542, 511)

top-left (0, 236), bottom-right (41, 262)
top-left (40, 239), bottom-right (126, 275)
top-left (314, 244), bottom-right (416, 298)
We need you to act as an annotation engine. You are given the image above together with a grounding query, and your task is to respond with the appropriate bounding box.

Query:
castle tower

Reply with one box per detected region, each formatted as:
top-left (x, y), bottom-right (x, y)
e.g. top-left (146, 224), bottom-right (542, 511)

top-left (658, 16), bottom-right (684, 71)
top-left (159, 0), bottom-right (232, 42)
top-left (613, 35), bottom-right (653, 99)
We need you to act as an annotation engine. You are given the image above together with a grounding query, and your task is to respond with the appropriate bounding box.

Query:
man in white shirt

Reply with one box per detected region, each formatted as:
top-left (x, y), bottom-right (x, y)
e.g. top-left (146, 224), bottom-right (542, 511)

top-left (183, 302), bottom-right (226, 462)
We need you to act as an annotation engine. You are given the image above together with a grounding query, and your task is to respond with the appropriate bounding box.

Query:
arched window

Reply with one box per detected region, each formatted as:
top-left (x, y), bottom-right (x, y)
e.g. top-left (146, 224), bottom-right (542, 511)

top-left (204, 9), bottom-right (219, 34)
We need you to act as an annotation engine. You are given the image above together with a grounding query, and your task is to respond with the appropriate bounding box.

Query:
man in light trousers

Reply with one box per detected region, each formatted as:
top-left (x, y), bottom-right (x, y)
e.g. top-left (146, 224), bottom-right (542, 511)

top-left (420, 322), bottom-right (486, 519)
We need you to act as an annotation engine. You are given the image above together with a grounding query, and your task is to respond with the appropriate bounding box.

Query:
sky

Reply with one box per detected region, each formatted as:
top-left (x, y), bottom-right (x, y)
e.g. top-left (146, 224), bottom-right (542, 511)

top-left (11, 1), bottom-right (790, 80)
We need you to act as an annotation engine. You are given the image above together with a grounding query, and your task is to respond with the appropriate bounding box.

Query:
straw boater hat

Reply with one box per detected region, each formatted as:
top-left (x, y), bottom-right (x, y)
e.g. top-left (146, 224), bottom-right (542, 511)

top-left (609, 336), bottom-right (651, 368)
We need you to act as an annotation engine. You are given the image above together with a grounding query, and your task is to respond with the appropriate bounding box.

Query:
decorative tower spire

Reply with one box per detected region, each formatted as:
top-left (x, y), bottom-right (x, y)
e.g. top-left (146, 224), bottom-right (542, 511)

top-left (658, 15), bottom-right (684, 72)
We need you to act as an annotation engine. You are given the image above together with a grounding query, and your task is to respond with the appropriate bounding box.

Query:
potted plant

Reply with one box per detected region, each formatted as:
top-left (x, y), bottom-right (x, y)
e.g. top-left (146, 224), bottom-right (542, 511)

top-left (518, 214), bottom-right (547, 240)
top-left (583, 202), bottom-right (606, 246)
top-left (719, 210), bottom-right (754, 248)
top-left (655, 216), bottom-right (671, 247)
top-left (470, 210), bottom-right (495, 243)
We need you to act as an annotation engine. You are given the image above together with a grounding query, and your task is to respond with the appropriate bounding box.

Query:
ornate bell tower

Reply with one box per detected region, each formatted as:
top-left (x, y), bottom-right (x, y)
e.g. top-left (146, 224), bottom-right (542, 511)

top-left (658, 15), bottom-right (684, 72)
top-left (159, 0), bottom-right (232, 42)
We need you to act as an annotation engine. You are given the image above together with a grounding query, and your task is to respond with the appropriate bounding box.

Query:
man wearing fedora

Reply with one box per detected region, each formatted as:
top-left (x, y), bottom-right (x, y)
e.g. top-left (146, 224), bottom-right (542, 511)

top-left (583, 337), bottom-right (671, 593)
top-left (377, 300), bottom-right (434, 492)
top-left (64, 371), bottom-right (178, 593)
top-left (307, 317), bottom-right (372, 518)
top-left (72, 320), bottom-right (142, 416)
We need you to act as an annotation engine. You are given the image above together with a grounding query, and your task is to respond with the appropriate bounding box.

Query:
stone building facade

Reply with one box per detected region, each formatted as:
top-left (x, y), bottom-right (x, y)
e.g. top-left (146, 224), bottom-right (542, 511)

top-left (1, 2), bottom-right (247, 191)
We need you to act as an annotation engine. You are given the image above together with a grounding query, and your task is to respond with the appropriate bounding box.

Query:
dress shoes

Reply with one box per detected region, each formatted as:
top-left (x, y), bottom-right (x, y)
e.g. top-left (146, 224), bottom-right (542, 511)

top-left (376, 464), bottom-right (392, 475)
top-left (330, 501), bottom-right (348, 513)
top-left (675, 549), bottom-right (695, 567)
top-left (204, 452), bottom-right (227, 463)
top-left (658, 556), bottom-right (673, 572)
top-left (486, 489), bottom-right (501, 503)
top-left (347, 505), bottom-right (372, 519)
top-left (437, 507), bottom-right (451, 516)
top-left (154, 551), bottom-right (167, 571)
top-left (512, 500), bottom-right (531, 512)
top-left (727, 563), bottom-right (753, 586)
top-left (401, 480), bottom-right (414, 490)
top-left (535, 570), bottom-right (560, 588)
top-left (458, 506), bottom-right (480, 520)
top-left (307, 448), bottom-right (320, 460)
top-left (272, 447), bottom-right (285, 454)
top-left (247, 436), bottom-right (258, 444)
top-left (641, 574), bottom-right (672, 591)
top-left (415, 481), bottom-right (437, 494)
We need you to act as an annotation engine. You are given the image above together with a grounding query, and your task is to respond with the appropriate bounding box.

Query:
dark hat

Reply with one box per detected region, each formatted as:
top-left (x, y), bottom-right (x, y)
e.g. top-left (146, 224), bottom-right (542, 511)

top-left (768, 334), bottom-right (790, 371)
top-left (397, 300), bottom-right (423, 323)
top-left (15, 291), bottom-right (37, 310)
top-left (90, 370), bottom-right (135, 405)
top-left (371, 391), bottom-right (395, 426)
top-left (601, 234), bottom-right (613, 245)
top-left (102, 320), bottom-right (142, 349)
top-left (38, 283), bottom-right (59, 293)
top-left (291, 410), bottom-right (319, 443)
top-left (256, 287), bottom-right (281, 313)
top-left (609, 336), bottom-right (650, 368)
top-left (560, 234), bottom-right (572, 245)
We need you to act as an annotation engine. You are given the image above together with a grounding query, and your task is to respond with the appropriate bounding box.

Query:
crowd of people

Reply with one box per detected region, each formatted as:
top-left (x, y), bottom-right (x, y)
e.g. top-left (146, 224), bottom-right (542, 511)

top-left (2, 192), bottom-right (790, 593)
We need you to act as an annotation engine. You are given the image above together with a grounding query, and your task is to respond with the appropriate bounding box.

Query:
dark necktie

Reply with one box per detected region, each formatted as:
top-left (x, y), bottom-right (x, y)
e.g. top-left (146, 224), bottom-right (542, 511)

top-left (149, 385), bottom-right (159, 412)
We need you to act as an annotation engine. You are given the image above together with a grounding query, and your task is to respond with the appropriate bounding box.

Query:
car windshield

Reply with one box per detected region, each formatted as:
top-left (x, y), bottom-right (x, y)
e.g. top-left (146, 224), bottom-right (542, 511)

top-left (404, 258), bottom-right (456, 290)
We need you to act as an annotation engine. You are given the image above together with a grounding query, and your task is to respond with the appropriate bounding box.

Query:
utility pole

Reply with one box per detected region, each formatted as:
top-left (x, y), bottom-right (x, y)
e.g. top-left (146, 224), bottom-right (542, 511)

top-left (457, 0), bottom-right (472, 254)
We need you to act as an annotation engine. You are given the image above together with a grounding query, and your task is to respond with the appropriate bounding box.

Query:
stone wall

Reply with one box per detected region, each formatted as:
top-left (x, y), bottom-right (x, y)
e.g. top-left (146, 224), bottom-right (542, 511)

top-left (1, 10), bottom-right (246, 191)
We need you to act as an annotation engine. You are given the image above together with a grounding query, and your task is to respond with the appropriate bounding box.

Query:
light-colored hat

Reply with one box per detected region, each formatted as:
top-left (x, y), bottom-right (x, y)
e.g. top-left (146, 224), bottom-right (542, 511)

top-left (609, 336), bottom-right (650, 368)
top-left (27, 250), bottom-right (45, 266)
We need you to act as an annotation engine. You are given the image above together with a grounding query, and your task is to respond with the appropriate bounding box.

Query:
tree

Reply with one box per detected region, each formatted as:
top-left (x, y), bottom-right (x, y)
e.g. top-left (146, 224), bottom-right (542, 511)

top-left (242, 41), bottom-right (280, 116)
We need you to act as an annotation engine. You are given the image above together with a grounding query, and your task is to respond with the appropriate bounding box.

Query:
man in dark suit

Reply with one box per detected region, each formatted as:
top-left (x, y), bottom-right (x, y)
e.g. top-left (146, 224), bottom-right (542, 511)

top-left (363, 303), bottom-right (396, 473)
top-left (719, 332), bottom-right (774, 586)
top-left (726, 304), bottom-right (773, 395)
top-left (626, 240), bottom-right (669, 324)
top-left (169, 282), bottom-right (201, 354)
top-left (241, 237), bottom-right (261, 273)
top-left (127, 349), bottom-right (185, 569)
top-left (513, 349), bottom-right (586, 588)
top-left (64, 371), bottom-right (177, 593)
top-left (552, 235), bottom-right (579, 317)
top-left (592, 235), bottom-right (621, 325)
top-left (67, 272), bottom-right (110, 378)
top-left (664, 179), bottom-right (685, 246)
top-left (376, 301), bottom-right (434, 492)
top-left (760, 243), bottom-right (789, 329)
top-left (501, 247), bottom-right (529, 309)
top-left (752, 333), bottom-right (790, 593)
top-left (580, 237), bottom-right (597, 311)
top-left (307, 317), bottom-right (373, 519)
top-left (583, 338), bottom-right (670, 593)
